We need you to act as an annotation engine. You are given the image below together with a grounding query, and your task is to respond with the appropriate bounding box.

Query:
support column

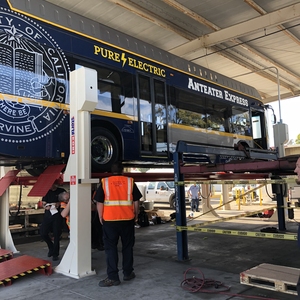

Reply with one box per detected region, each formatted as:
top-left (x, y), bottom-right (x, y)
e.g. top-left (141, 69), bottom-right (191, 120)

top-left (201, 184), bottom-right (219, 217)
top-left (174, 152), bottom-right (189, 261)
top-left (222, 184), bottom-right (231, 210)
top-left (0, 167), bottom-right (18, 253)
top-left (55, 67), bottom-right (99, 278)
top-left (271, 176), bottom-right (286, 231)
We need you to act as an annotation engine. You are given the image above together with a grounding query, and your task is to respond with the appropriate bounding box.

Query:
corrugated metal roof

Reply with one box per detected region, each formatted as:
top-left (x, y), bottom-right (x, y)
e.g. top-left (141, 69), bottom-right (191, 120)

top-left (42, 0), bottom-right (300, 104)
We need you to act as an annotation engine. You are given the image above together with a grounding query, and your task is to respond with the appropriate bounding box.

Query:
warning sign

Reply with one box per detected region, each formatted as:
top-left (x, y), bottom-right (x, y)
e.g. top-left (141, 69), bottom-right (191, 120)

top-left (70, 175), bottom-right (76, 185)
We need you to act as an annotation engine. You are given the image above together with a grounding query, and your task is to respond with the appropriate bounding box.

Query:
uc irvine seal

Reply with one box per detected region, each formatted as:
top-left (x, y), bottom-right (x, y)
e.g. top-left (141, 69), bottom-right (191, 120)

top-left (0, 7), bottom-right (69, 143)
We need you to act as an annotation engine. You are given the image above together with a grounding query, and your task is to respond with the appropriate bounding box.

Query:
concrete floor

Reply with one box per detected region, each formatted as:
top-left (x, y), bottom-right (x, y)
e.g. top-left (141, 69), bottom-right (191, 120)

top-left (2, 202), bottom-right (300, 300)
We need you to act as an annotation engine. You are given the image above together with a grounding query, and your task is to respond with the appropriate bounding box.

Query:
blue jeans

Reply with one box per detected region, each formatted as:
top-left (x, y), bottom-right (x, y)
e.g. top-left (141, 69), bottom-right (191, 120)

top-left (191, 198), bottom-right (199, 211)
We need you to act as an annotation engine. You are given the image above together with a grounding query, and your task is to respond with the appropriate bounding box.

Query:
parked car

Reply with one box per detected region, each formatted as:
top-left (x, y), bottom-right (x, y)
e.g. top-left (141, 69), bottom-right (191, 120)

top-left (137, 181), bottom-right (176, 208)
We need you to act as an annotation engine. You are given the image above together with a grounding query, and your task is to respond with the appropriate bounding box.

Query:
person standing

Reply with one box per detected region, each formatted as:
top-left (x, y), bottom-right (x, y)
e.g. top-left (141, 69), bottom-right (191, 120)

top-left (60, 191), bottom-right (70, 234)
top-left (94, 162), bottom-right (142, 287)
top-left (91, 188), bottom-right (104, 251)
top-left (188, 183), bottom-right (201, 212)
top-left (40, 184), bottom-right (66, 261)
top-left (58, 191), bottom-right (71, 218)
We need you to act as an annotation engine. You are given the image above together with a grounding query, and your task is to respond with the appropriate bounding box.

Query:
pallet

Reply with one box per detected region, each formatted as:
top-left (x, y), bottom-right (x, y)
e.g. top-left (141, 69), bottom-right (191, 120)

top-left (0, 255), bottom-right (52, 287)
top-left (240, 263), bottom-right (300, 295)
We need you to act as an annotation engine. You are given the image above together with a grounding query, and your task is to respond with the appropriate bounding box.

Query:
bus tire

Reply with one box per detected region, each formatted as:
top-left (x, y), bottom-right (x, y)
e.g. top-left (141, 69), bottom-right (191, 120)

top-left (26, 167), bottom-right (46, 177)
top-left (170, 195), bottom-right (176, 209)
top-left (91, 127), bottom-right (119, 172)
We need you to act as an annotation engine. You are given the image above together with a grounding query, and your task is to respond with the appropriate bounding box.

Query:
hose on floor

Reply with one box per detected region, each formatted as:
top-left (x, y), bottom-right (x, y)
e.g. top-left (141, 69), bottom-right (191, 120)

top-left (181, 267), bottom-right (230, 293)
top-left (181, 267), bottom-right (279, 300)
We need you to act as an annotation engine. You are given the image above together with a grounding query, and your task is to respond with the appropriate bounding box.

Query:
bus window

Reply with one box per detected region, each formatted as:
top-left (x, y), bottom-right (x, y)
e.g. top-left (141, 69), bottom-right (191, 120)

top-left (231, 107), bottom-right (250, 136)
top-left (139, 76), bottom-right (152, 151)
top-left (206, 100), bottom-right (230, 132)
top-left (252, 115), bottom-right (262, 139)
top-left (154, 80), bottom-right (167, 152)
top-left (76, 64), bottom-right (136, 116)
top-left (251, 110), bottom-right (267, 149)
top-left (173, 88), bottom-right (206, 128)
top-left (97, 81), bottom-right (113, 111)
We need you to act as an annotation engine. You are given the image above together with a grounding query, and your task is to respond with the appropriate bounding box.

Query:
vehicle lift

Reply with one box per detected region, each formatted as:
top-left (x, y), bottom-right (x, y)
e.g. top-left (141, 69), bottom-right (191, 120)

top-left (55, 67), bottom-right (99, 278)
top-left (0, 67), bottom-right (99, 280)
top-left (173, 140), bottom-right (298, 261)
top-left (0, 66), bottom-right (297, 278)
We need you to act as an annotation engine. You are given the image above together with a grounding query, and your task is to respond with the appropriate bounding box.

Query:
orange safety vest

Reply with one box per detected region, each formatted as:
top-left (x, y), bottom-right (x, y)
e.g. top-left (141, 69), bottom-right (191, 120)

top-left (102, 175), bottom-right (134, 221)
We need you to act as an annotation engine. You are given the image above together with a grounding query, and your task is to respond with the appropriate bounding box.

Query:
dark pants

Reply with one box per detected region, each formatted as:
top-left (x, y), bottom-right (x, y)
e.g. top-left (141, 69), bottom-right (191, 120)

top-left (191, 198), bottom-right (200, 211)
top-left (40, 211), bottom-right (63, 257)
top-left (91, 210), bottom-right (103, 248)
top-left (102, 219), bottom-right (135, 281)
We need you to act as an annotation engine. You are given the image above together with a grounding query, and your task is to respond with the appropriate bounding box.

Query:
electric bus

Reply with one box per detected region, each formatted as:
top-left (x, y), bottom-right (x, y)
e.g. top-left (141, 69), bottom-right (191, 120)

top-left (0, 0), bottom-right (272, 175)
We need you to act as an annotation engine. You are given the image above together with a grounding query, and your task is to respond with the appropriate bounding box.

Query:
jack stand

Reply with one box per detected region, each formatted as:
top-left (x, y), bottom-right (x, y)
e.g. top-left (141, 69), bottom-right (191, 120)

top-left (55, 67), bottom-right (99, 279)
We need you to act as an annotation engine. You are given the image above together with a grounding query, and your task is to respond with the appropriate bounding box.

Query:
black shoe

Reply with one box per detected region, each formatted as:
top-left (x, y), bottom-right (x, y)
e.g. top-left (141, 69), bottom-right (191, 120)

top-left (98, 277), bottom-right (120, 287)
top-left (97, 245), bottom-right (105, 251)
top-left (52, 256), bottom-right (59, 261)
top-left (47, 251), bottom-right (53, 257)
top-left (196, 210), bottom-right (199, 212)
top-left (123, 272), bottom-right (135, 281)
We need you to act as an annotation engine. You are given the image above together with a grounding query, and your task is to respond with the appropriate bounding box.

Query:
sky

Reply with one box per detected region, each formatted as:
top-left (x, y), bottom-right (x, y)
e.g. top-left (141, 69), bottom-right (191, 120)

top-left (266, 96), bottom-right (299, 147)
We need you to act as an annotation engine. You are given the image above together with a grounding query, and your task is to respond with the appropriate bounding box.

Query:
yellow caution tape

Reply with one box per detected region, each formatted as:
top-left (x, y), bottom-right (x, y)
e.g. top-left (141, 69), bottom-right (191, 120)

top-left (186, 206), bottom-right (277, 228)
top-left (174, 202), bottom-right (299, 240)
top-left (176, 177), bottom-right (298, 185)
top-left (185, 184), bottom-right (267, 223)
top-left (176, 226), bottom-right (297, 240)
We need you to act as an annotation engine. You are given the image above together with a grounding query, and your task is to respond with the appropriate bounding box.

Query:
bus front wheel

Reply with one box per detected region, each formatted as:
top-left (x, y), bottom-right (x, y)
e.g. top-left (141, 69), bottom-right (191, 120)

top-left (91, 127), bottom-right (119, 173)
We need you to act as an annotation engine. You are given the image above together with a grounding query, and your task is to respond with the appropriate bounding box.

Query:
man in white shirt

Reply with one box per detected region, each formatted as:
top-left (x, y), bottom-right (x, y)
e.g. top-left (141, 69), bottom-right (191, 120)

top-left (188, 183), bottom-right (201, 212)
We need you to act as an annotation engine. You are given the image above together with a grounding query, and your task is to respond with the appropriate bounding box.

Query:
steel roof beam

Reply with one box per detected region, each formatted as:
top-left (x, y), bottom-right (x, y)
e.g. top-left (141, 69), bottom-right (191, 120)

top-left (169, 3), bottom-right (300, 56)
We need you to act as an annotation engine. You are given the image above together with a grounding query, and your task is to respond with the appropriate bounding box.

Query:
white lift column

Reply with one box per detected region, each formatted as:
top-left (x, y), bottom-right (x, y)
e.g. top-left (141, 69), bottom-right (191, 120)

top-left (0, 167), bottom-right (18, 253)
top-left (55, 67), bottom-right (99, 279)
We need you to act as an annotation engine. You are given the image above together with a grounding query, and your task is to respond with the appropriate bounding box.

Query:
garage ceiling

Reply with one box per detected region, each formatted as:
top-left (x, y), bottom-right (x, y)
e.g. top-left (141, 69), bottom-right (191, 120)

top-left (45, 0), bottom-right (300, 104)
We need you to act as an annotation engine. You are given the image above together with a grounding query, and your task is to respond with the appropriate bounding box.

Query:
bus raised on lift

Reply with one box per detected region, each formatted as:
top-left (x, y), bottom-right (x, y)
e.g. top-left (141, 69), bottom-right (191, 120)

top-left (0, 0), bottom-right (274, 175)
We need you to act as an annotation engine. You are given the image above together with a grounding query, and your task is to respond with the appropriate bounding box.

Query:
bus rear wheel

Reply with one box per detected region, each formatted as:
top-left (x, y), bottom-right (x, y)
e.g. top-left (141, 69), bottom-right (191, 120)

top-left (170, 195), bottom-right (176, 209)
top-left (91, 127), bottom-right (119, 173)
top-left (26, 167), bottom-right (46, 177)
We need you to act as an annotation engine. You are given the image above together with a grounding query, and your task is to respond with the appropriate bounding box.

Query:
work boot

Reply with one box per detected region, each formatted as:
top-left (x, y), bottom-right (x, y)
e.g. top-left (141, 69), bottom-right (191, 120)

top-left (123, 272), bottom-right (136, 281)
top-left (98, 277), bottom-right (121, 287)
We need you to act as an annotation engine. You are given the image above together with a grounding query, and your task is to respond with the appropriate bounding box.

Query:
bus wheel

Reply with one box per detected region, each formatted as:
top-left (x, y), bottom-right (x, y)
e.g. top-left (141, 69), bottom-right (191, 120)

top-left (91, 128), bottom-right (119, 172)
top-left (170, 196), bottom-right (176, 209)
top-left (26, 167), bottom-right (46, 177)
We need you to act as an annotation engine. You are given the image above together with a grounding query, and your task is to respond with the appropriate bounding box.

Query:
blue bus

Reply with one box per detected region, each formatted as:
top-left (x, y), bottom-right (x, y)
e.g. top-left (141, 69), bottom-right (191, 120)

top-left (0, 0), bottom-right (272, 175)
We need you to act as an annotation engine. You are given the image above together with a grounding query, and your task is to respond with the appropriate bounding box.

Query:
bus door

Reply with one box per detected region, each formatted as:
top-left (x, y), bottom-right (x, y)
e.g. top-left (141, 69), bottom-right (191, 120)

top-left (138, 74), bottom-right (168, 156)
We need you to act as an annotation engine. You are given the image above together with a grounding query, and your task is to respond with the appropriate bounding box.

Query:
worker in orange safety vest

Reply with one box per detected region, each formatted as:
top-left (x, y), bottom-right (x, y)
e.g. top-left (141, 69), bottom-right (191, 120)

top-left (94, 161), bottom-right (142, 287)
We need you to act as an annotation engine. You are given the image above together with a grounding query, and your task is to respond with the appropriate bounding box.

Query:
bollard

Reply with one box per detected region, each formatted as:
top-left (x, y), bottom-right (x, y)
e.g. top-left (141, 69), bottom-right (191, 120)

top-left (242, 188), bottom-right (246, 205)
